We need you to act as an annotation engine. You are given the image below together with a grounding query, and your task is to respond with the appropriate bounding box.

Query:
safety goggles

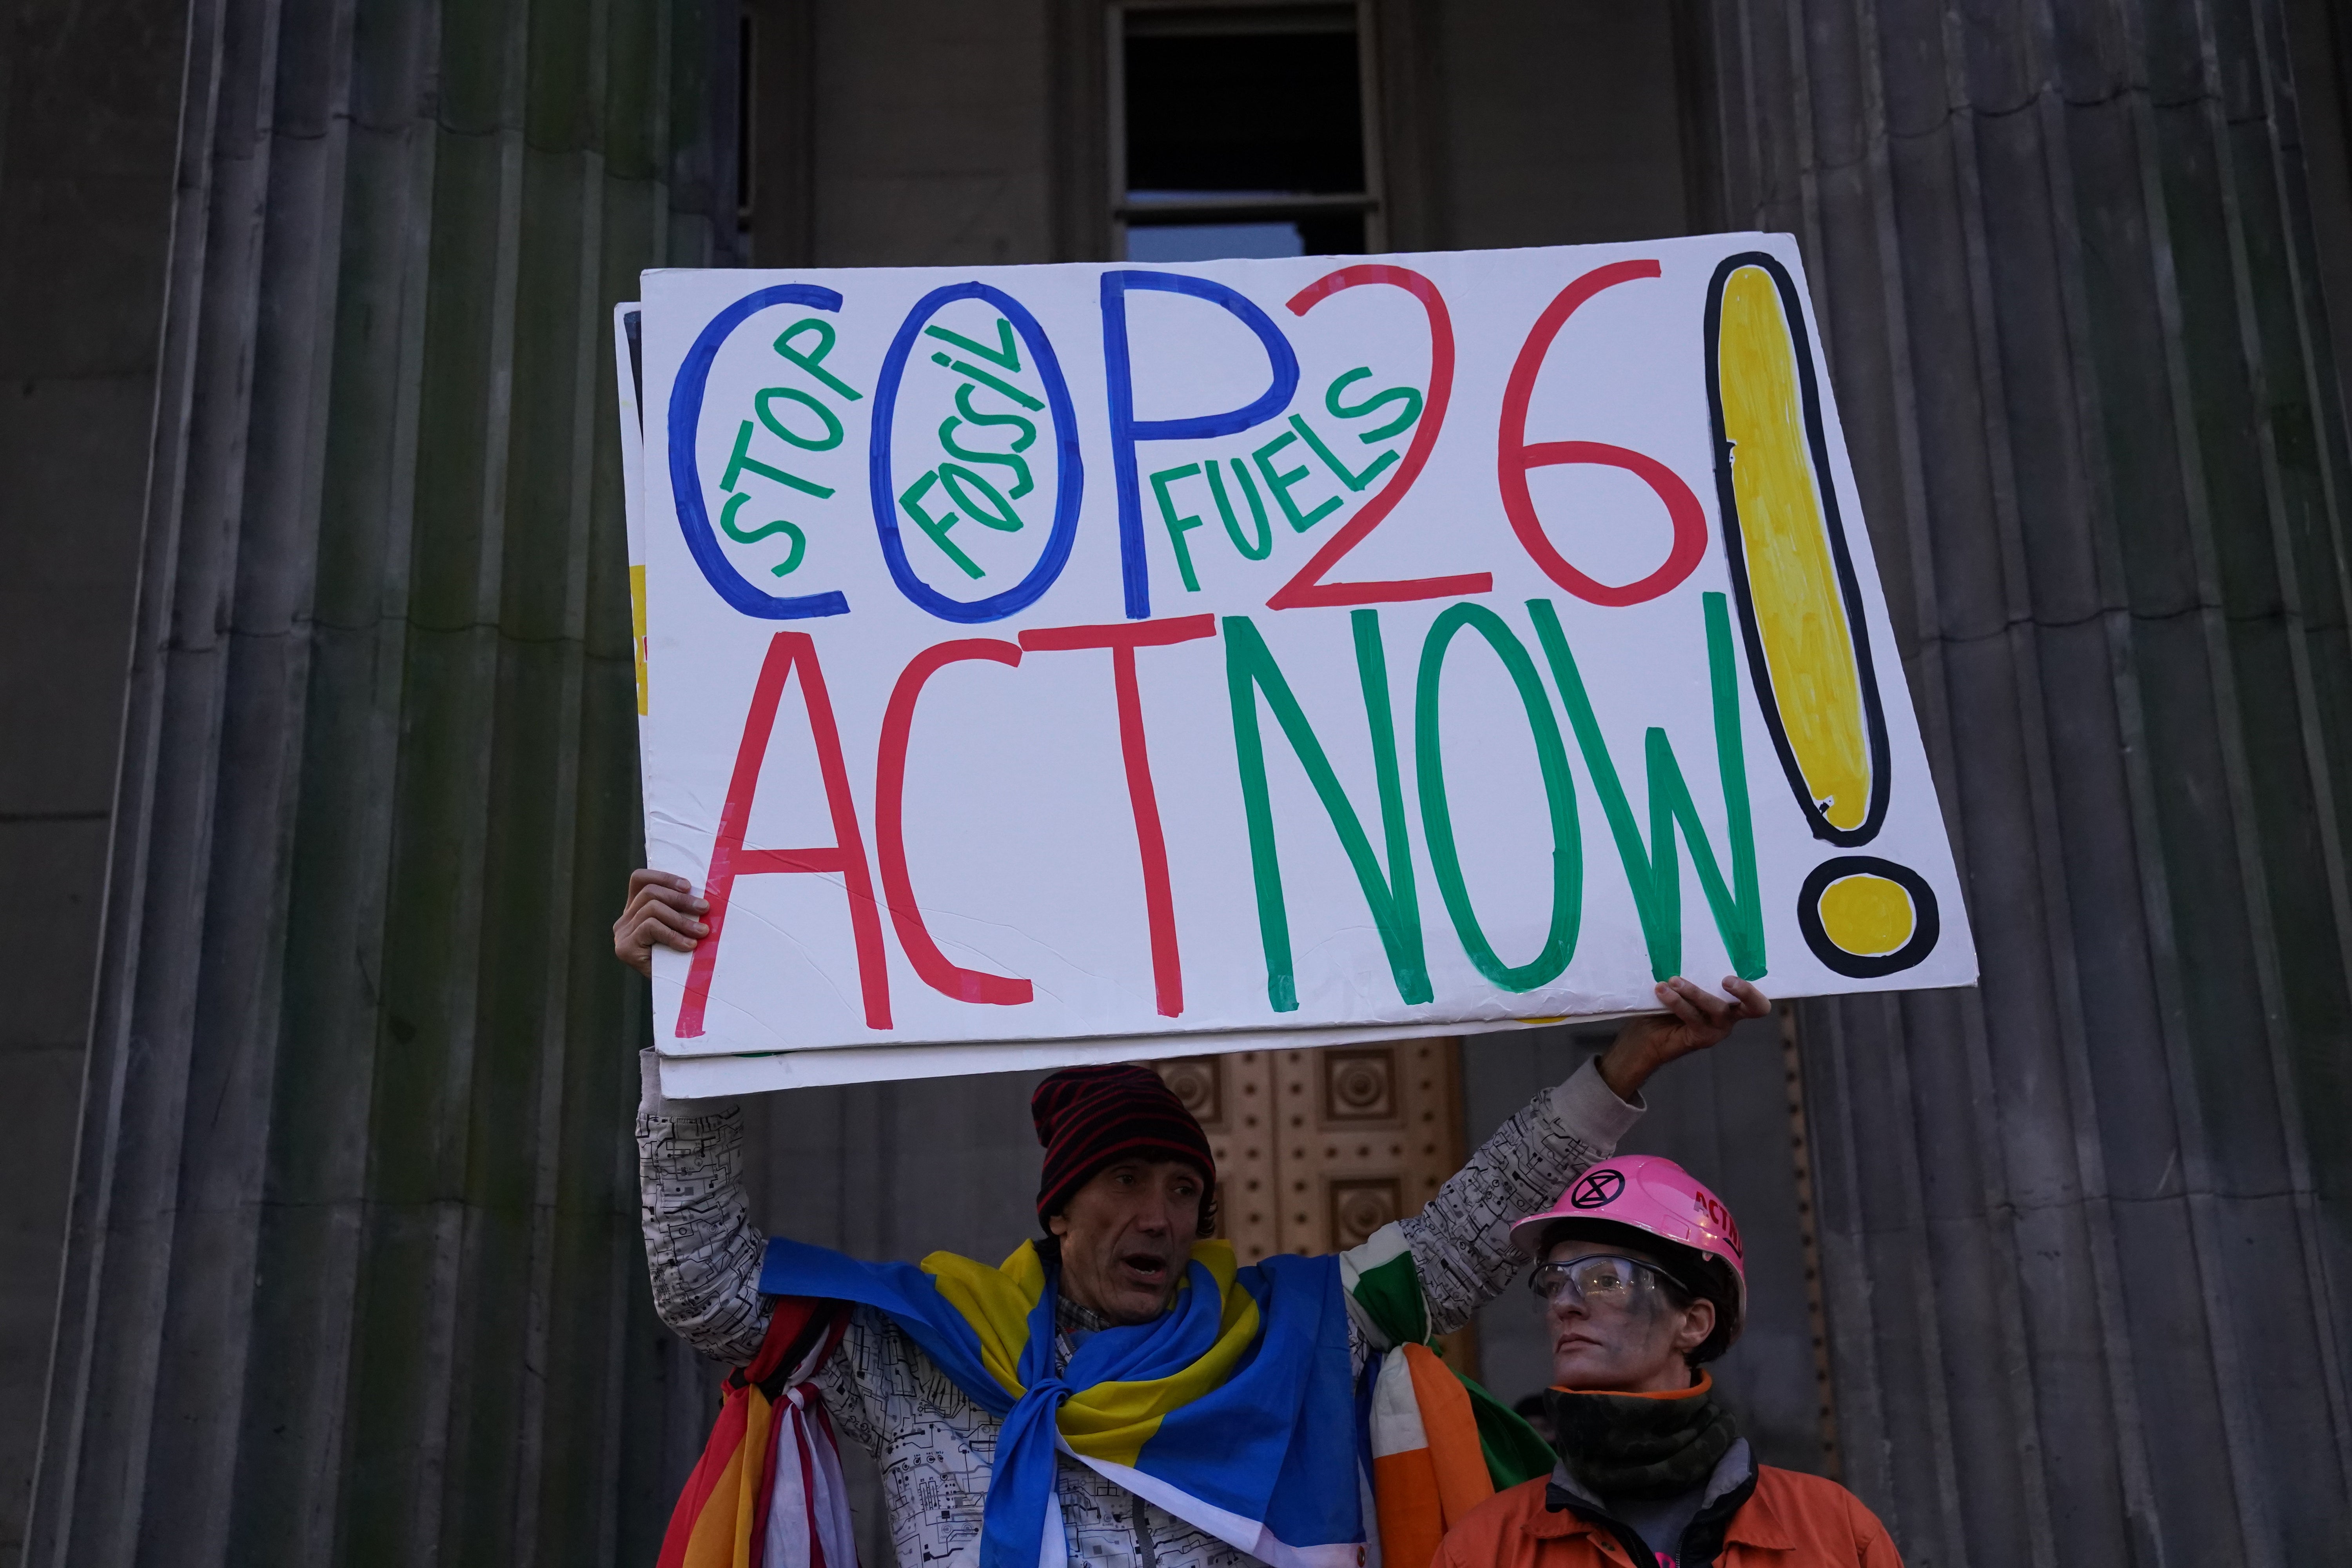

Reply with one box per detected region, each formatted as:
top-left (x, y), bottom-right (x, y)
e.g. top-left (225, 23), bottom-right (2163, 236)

top-left (1526, 1254), bottom-right (1673, 1309)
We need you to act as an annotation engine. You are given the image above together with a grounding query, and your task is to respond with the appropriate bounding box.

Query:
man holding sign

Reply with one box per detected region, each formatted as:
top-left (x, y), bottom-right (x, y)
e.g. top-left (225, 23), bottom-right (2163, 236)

top-left (619, 233), bottom-right (1969, 1566)
top-left (623, 869), bottom-right (1766, 1568)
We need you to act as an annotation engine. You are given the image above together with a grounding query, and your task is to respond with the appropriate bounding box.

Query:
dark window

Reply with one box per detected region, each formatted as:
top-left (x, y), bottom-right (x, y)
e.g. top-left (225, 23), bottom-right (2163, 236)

top-left (1126, 30), bottom-right (1363, 194)
top-left (737, 9), bottom-right (755, 222)
top-left (1115, 4), bottom-right (1380, 261)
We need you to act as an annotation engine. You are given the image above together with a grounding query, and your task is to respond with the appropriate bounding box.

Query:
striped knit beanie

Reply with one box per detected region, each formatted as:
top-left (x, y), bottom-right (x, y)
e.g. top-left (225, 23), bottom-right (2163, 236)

top-left (1032, 1063), bottom-right (1216, 1232)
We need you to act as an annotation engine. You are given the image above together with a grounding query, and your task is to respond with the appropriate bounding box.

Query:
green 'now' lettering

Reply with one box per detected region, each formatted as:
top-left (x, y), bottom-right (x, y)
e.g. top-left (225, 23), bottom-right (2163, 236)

top-left (1223, 612), bottom-right (1430, 1012)
top-left (1527, 592), bottom-right (1766, 982)
top-left (1415, 603), bottom-right (1582, 991)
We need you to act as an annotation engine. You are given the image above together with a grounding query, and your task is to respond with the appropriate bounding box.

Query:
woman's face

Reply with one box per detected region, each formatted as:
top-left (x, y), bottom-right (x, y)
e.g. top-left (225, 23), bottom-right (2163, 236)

top-left (1539, 1240), bottom-right (1715, 1393)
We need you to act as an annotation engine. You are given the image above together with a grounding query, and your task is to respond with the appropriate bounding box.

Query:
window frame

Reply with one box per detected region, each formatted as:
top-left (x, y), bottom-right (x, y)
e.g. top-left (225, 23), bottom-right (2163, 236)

top-left (1106, 0), bottom-right (1388, 260)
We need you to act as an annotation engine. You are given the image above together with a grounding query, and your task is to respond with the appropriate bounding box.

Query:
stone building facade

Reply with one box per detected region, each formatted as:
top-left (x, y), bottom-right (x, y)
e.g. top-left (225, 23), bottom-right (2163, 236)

top-left (4, 2), bottom-right (2350, 1564)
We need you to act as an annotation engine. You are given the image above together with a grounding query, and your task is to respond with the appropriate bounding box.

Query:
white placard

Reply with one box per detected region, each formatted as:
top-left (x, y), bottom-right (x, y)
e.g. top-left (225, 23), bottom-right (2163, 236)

top-left (628, 236), bottom-right (1975, 1092)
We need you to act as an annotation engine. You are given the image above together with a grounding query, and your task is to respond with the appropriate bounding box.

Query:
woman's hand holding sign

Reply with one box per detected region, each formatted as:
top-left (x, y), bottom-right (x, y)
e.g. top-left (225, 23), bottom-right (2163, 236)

top-left (1597, 976), bottom-right (1771, 1101)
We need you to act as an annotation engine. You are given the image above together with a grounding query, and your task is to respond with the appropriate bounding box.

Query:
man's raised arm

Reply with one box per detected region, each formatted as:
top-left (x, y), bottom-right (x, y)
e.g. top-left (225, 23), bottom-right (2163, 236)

top-left (1393, 977), bottom-right (1769, 1338)
top-left (620, 870), bottom-right (774, 1364)
top-left (635, 1051), bottom-right (774, 1363)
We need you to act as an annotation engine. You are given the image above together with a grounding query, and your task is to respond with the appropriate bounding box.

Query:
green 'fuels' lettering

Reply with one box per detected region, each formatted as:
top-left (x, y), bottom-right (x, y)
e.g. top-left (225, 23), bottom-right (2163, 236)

top-left (1223, 612), bottom-right (1430, 1012)
top-left (1326, 367), bottom-right (1422, 443)
top-left (1151, 464), bottom-right (1206, 591)
top-left (1415, 604), bottom-right (1581, 990)
top-left (1250, 431), bottom-right (1343, 532)
top-left (1290, 412), bottom-right (1397, 493)
top-left (1208, 460), bottom-right (1272, 560)
top-left (1527, 593), bottom-right (1766, 980)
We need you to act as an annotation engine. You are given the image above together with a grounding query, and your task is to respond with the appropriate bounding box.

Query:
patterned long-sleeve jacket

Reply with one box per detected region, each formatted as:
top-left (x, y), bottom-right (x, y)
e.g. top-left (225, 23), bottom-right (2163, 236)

top-left (636, 1052), bottom-right (1640, 1568)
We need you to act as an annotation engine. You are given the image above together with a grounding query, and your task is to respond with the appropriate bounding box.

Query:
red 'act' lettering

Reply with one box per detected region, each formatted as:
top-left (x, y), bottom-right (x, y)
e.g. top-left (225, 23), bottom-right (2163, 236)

top-left (1017, 614), bottom-right (1218, 1016)
top-left (679, 631), bottom-right (892, 1036)
top-left (876, 638), bottom-right (1033, 1005)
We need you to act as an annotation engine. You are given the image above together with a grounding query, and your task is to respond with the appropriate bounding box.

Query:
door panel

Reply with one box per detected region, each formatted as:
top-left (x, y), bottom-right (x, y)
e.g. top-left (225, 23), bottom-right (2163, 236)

top-left (1159, 1040), bottom-right (1479, 1373)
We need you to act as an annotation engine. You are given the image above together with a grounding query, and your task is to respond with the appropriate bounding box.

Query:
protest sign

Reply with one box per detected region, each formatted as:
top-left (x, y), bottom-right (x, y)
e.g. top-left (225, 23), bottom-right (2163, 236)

top-left (624, 234), bottom-right (1976, 1094)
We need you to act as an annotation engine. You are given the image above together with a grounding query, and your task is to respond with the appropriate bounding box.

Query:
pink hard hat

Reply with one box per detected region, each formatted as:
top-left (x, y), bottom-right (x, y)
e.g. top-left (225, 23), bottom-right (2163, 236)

top-left (1510, 1155), bottom-right (1748, 1359)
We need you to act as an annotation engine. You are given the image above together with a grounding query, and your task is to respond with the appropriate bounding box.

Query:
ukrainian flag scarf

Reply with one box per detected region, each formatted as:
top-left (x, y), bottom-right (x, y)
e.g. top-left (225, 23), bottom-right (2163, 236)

top-left (757, 1235), bottom-right (1363, 1568)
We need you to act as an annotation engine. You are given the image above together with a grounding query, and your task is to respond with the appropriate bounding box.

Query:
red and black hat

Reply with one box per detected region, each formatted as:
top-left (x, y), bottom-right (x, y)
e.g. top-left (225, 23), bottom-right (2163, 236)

top-left (1032, 1064), bottom-right (1216, 1232)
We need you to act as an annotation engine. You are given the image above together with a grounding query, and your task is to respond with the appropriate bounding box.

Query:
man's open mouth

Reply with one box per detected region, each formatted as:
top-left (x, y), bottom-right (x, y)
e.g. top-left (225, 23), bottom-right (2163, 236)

top-left (1119, 1252), bottom-right (1171, 1283)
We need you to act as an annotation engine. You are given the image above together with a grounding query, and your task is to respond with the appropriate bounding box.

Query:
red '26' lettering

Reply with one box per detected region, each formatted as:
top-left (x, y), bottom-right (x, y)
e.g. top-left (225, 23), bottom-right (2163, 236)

top-left (1497, 259), bottom-right (1707, 608)
top-left (1266, 265), bottom-right (1492, 611)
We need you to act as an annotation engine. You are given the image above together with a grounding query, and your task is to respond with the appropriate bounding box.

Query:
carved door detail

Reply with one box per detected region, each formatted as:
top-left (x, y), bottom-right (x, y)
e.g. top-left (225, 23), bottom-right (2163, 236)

top-left (1157, 1039), bottom-right (1477, 1371)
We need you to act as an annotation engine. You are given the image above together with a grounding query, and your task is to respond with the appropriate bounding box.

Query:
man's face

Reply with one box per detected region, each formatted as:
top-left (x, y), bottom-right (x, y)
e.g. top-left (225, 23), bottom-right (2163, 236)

top-left (1049, 1158), bottom-right (1205, 1325)
top-left (1542, 1239), bottom-right (1715, 1393)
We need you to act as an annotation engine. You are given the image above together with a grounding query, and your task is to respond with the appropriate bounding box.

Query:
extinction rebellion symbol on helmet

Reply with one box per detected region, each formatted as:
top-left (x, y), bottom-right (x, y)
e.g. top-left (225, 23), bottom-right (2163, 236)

top-left (1570, 1169), bottom-right (1625, 1209)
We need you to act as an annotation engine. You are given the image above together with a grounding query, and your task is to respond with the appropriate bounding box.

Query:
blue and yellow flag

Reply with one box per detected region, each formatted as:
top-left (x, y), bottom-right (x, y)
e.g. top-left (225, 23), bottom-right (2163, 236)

top-left (759, 1236), bottom-right (1363, 1568)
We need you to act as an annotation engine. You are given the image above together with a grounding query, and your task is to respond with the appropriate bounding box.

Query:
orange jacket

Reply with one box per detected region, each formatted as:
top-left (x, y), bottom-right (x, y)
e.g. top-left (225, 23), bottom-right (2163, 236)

top-left (1434, 1467), bottom-right (1903, 1568)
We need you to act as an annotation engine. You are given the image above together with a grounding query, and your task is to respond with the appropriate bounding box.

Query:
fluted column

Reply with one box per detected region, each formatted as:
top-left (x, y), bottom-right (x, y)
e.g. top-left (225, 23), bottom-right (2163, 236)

top-left (24, 1), bottom-right (736, 1563)
top-left (1704, 1), bottom-right (2352, 1562)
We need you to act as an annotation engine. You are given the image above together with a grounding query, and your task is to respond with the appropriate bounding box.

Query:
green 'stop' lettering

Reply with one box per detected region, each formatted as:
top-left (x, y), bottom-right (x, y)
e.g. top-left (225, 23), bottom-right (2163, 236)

top-left (773, 318), bottom-right (865, 402)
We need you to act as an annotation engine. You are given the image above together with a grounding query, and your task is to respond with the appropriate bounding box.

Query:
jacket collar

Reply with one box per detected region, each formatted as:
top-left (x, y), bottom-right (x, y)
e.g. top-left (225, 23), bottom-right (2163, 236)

top-left (1717, 1470), bottom-right (1796, 1551)
top-left (1536, 1440), bottom-right (1795, 1552)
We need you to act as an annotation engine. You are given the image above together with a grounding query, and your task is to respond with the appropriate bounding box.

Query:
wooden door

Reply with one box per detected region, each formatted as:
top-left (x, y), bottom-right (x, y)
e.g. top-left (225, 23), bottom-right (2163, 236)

top-left (1157, 1039), bottom-right (1479, 1373)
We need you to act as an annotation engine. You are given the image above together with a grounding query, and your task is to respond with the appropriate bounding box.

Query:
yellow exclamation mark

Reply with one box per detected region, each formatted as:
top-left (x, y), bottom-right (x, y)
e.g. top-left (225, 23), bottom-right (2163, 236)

top-left (1707, 252), bottom-right (1935, 977)
top-left (1708, 256), bottom-right (1886, 840)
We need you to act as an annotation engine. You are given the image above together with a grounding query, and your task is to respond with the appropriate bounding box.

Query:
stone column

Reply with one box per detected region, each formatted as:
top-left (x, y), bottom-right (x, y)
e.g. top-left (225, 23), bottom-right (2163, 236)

top-left (1703, 0), bottom-right (2352, 1561)
top-left (23, 1), bottom-right (738, 1563)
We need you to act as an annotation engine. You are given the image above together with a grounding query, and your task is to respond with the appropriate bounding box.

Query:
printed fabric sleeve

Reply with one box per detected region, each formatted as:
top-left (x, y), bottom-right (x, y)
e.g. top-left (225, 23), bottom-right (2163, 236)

top-left (1392, 1056), bottom-right (1642, 1338)
top-left (809, 1306), bottom-right (890, 1459)
top-left (635, 1048), bottom-right (775, 1365)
